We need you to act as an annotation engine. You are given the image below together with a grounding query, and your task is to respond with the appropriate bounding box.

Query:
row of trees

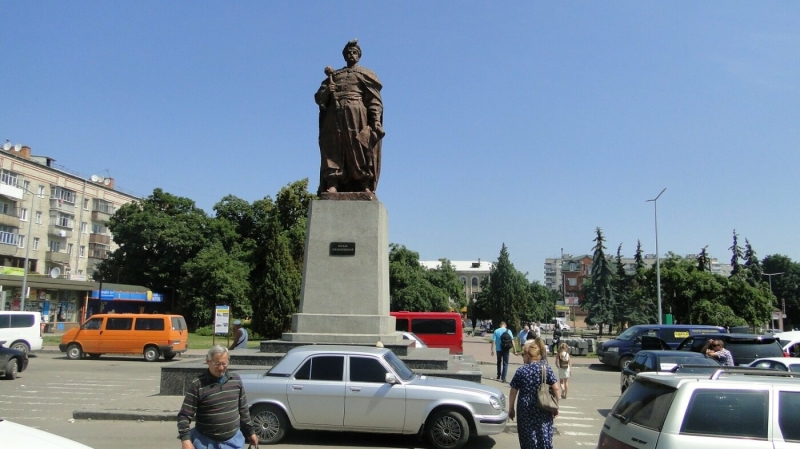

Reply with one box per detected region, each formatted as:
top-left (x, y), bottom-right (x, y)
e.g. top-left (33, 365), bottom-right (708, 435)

top-left (582, 227), bottom-right (800, 334)
top-left (96, 180), bottom-right (478, 337)
top-left (96, 179), bottom-right (800, 337)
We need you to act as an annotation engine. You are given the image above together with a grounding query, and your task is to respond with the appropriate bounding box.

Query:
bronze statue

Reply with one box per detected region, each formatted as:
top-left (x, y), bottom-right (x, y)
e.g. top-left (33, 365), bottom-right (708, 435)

top-left (315, 39), bottom-right (384, 195)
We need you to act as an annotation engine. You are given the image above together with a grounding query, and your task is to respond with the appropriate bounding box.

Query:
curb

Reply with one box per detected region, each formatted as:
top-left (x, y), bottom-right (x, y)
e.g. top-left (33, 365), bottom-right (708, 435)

top-left (72, 408), bottom-right (523, 433)
top-left (73, 409), bottom-right (178, 421)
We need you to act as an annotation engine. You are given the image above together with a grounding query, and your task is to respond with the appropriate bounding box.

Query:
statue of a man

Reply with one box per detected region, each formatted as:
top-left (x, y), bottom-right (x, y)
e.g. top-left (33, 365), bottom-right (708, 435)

top-left (315, 39), bottom-right (384, 195)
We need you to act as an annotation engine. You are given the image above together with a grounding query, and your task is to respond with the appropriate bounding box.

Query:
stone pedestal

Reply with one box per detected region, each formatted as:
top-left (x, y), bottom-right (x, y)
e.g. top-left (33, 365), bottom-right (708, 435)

top-left (283, 199), bottom-right (400, 344)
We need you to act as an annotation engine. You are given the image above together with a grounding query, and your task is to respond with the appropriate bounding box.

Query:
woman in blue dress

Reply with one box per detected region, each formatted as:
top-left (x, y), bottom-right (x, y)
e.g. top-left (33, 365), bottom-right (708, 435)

top-left (509, 340), bottom-right (559, 449)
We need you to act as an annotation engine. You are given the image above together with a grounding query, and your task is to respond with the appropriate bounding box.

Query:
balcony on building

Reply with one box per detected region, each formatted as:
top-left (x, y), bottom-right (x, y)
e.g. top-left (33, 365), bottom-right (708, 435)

top-left (49, 197), bottom-right (76, 213)
top-left (89, 233), bottom-right (111, 245)
top-left (46, 250), bottom-right (70, 264)
top-left (0, 206), bottom-right (20, 227)
top-left (91, 199), bottom-right (115, 222)
top-left (0, 171), bottom-right (24, 200)
top-left (0, 229), bottom-right (18, 257)
top-left (48, 224), bottom-right (73, 238)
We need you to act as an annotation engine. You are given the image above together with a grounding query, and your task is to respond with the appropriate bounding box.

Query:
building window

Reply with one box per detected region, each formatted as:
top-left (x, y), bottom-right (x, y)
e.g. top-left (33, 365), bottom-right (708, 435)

top-left (0, 202), bottom-right (12, 215)
top-left (50, 186), bottom-right (77, 204)
top-left (0, 225), bottom-right (17, 245)
top-left (568, 278), bottom-right (577, 286)
top-left (35, 211), bottom-right (42, 224)
top-left (67, 243), bottom-right (74, 255)
top-left (33, 237), bottom-right (39, 250)
top-left (0, 169), bottom-right (19, 187)
top-left (55, 213), bottom-right (74, 228)
top-left (80, 222), bottom-right (88, 234)
top-left (92, 224), bottom-right (105, 234)
top-left (23, 180), bottom-right (30, 192)
top-left (83, 198), bottom-right (89, 210)
top-left (20, 208), bottom-right (28, 221)
top-left (18, 235), bottom-right (24, 248)
top-left (471, 277), bottom-right (479, 287)
top-left (37, 185), bottom-right (45, 198)
top-left (80, 245), bottom-right (86, 258)
top-left (49, 240), bottom-right (60, 252)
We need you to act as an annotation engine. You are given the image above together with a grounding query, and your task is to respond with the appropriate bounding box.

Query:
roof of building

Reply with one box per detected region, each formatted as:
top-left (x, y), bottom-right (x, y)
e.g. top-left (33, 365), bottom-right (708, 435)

top-left (420, 260), bottom-right (493, 272)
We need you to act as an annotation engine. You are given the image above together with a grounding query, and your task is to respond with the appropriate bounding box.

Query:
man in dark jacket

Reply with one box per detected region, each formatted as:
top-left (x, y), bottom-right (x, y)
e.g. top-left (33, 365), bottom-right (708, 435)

top-left (177, 345), bottom-right (259, 449)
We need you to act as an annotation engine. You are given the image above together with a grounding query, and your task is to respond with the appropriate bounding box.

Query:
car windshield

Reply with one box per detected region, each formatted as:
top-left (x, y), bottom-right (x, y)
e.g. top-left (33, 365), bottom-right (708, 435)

top-left (617, 327), bottom-right (641, 341)
top-left (383, 351), bottom-right (415, 381)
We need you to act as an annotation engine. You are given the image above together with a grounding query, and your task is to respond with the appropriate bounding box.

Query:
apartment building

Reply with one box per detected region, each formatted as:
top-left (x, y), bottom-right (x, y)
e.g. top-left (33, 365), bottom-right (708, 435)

top-left (0, 144), bottom-right (139, 322)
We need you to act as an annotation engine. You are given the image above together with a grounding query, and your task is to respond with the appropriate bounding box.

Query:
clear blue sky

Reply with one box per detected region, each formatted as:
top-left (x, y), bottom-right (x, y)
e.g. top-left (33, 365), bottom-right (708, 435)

top-left (3, 2), bottom-right (798, 282)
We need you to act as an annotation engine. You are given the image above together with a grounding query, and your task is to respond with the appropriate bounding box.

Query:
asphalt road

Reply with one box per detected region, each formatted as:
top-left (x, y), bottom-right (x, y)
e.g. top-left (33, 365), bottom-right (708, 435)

top-left (0, 352), bottom-right (621, 449)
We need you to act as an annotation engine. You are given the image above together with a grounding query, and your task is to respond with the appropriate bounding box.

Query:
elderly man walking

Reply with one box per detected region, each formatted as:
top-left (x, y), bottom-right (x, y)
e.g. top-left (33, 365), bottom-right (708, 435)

top-left (177, 345), bottom-right (259, 449)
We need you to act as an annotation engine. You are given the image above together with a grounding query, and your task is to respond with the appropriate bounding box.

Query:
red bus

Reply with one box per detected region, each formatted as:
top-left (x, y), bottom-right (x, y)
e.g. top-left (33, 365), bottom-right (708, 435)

top-left (391, 311), bottom-right (463, 354)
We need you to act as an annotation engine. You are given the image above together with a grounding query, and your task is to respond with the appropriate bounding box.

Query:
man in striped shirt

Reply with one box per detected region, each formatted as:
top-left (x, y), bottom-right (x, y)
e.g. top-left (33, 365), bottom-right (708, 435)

top-left (178, 345), bottom-right (259, 449)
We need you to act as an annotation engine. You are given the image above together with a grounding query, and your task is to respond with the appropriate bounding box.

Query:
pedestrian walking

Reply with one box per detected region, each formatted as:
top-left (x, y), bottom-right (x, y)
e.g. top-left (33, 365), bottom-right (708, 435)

top-left (490, 321), bottom-right (516, 382)
top-left (509, 340), bottom-right (559, 449)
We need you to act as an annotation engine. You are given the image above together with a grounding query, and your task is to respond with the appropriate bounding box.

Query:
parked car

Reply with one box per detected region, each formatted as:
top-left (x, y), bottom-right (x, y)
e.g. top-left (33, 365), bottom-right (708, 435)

top-left (401, 332), bottom-right (428, 349)
top-left (775, 331), bottom-right (800, 357)
top-left (675, 333), bottom-right (786, 366)
top-left (748, 357), bottom-right (800, 372)
top-left (59, 313), bottom-right (188, 361)
top-left (0, 311), bottom-right (44, 355)
top-left (240, 345), bottom-right (507, 449)
top-left (598, 367), bottom-right (800, 448)
top-left (0, 418), bottom-right (93, 447)
top-left (620, 350), bottom-right (719, 393)
top-left (0, 342), bottom-right (28, 380)
top-left (597, 324), bottom-right (726, 370)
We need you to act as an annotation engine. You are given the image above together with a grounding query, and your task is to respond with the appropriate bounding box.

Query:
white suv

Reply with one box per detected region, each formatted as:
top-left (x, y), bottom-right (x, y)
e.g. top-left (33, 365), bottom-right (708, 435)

top-left (598, 367), bottom-right (800, 448)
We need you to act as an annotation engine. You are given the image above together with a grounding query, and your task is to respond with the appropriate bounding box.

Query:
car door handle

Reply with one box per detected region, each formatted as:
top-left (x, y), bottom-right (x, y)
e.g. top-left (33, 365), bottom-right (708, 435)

top-left (291, 385), bottom-right (304, 390)
top-left (350, 387), bottom-right (362, 392)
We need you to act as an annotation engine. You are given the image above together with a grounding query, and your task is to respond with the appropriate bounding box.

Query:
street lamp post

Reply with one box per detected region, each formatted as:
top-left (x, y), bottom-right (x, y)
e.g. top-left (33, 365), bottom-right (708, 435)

top-left (19, 189), bottom-right (37, 312)
top-left (646, 188), bottom-right (667, 325)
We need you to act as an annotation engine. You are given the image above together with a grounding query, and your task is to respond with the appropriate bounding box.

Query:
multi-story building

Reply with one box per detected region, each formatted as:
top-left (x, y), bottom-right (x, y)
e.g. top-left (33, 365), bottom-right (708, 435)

top-left (0, 144), bottom-right (140, 323)
top-left (420, 259), bottom-right (492, 310)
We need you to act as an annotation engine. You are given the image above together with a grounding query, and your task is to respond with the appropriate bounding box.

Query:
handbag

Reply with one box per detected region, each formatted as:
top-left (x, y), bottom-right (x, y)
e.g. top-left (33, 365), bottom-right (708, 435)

top-left (247, 445), bottom-right (260, 449)
top-left (536, 364), bottom-right (559, 413)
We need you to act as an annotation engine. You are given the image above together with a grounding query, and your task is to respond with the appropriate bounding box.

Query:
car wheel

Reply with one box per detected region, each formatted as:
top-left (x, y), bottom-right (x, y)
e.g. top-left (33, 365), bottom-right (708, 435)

top-left (143, 346), bottom-right (160, 362)
top-left (163, 354), bottom-right (177, 361)
top-left (88, 353), bottom-right (101, 359)
top-left (10, 341), bottom-right (30, 355)
top-left (426, 409), bottom-right (470, 449)
top-left (66, 344), bottom-right (83, 360)
top-left (619, 356), bottom-right (632, 370)
top-left (4, 359), bottom-right (18, 380)
top-left (251, 403), bottom-right (288, 444)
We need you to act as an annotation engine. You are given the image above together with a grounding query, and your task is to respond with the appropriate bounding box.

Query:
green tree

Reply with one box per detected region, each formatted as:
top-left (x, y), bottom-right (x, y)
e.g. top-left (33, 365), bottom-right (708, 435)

top-left (697, 246), bottom-right (710, 272)
top-left (481, 244), bottom-right (529, 333)
top-left (180, 241), bottom-right (252, 327)
top-left (723, 275), bottom-right (773, 329)
top-left (582, 228), bottom-right (616, 335)
top-left (97, 188), bottom-right (213, 327)
top-left (729, 229), bottom-right (743, 277)
top-left (388, 245), bottom-right (449, 312)
top-left (762, 254), bottom-right (800, 329)
top-left (424, 259), bottom-right (467, 311)
top-left (251, 213), bottom-right (301, 339)
top-left (691, 299), bottom-right (746, 328)
top-left (743, 239), bottom-right (763, 287)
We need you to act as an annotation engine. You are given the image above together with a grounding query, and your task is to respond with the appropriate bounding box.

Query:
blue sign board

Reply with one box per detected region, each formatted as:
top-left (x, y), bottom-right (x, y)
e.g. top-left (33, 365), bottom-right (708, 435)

top-left (91, 290), bottom-right (161, 302)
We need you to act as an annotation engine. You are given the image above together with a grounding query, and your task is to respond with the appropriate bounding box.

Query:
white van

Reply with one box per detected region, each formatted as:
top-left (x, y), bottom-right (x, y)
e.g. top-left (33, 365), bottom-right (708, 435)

top-left (0, 311), bottom-right (43, 354)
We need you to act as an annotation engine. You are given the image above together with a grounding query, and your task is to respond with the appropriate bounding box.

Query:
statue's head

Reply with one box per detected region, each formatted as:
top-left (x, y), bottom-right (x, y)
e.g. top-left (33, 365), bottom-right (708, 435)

top-left (342, 39), bottom-right (361, 66)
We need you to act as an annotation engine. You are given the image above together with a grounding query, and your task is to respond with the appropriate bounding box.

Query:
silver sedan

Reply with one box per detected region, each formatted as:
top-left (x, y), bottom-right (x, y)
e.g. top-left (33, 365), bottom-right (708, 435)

top-left (240, 345), bottom-right (507, 449)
